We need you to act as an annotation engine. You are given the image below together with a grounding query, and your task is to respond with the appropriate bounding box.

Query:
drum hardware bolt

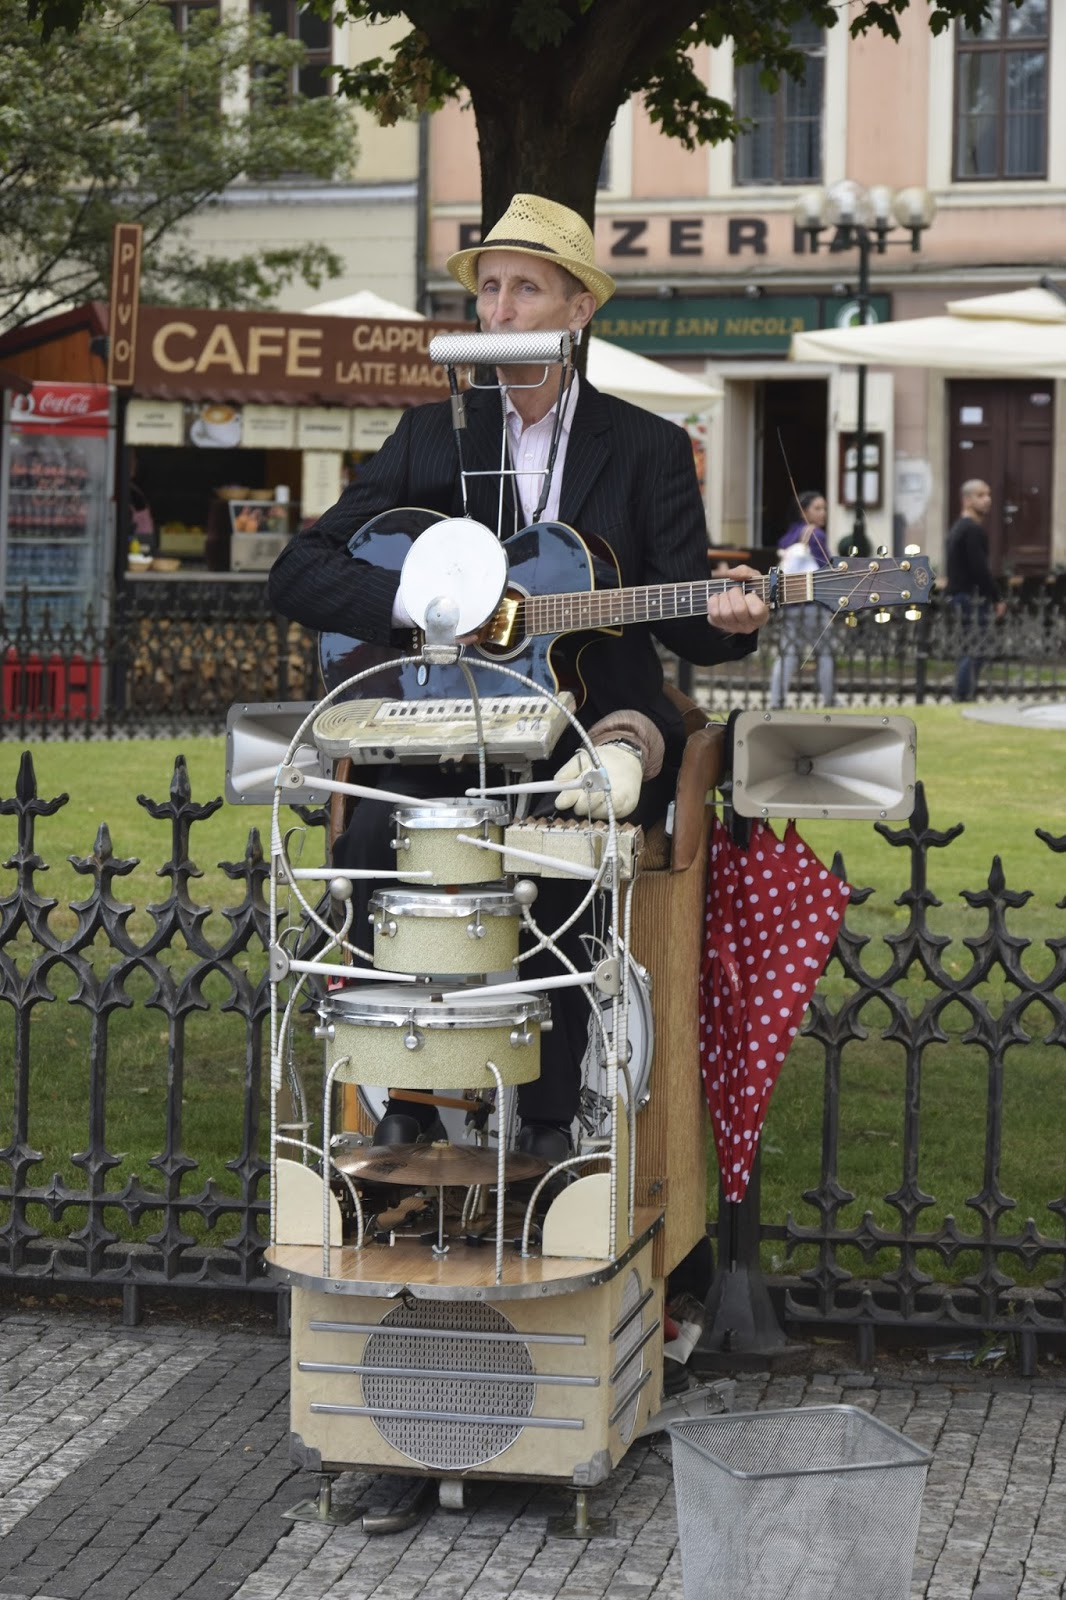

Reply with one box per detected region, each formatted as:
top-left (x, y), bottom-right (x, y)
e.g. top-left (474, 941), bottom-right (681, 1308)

top-left (467, 917), bottom-right (487, 940)
top-left (594, 957), bottom-right (621, 997)
top-left (390, 838), bottom-right (410, 851)
top-left (313, 1021), bottom-right (335, 1042)
top-left (509, 1027), bottom-right (534, 1047)
top-left (377, 918), bottom-right (397, 938)
top-left (402, 1027), bottom-right (424, 1052)
top-left (277, 763), bottom-right (303, 788)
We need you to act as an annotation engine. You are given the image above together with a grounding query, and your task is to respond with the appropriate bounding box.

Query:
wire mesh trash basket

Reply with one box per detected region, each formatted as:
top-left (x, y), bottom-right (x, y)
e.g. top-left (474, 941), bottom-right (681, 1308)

top-left (669, 1405), bottom-right (931, 1600)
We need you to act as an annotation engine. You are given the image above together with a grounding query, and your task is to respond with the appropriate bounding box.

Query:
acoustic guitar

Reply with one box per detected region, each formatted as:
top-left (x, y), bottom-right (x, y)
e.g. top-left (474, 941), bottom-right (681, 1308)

top-left (318, 508), bottom-right (933, 704)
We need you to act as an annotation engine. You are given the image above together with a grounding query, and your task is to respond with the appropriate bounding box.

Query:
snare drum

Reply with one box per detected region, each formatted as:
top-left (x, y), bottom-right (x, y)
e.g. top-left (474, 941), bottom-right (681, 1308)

top-left (369, 883), bottom-right (520, 977)
top-left (323, 985), bottom-right (548, 1089)
top-left (392, 798), bottom-right (510, 886)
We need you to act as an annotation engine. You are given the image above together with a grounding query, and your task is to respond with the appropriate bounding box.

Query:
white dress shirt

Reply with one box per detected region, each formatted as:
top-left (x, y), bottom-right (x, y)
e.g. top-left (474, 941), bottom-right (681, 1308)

top-left (391, 371), bottom-right (580, 627)
top-left (503, 370), bottom-right (579, 525)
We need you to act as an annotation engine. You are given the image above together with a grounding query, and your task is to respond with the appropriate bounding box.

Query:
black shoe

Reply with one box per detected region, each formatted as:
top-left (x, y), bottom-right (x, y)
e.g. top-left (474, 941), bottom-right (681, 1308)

top-left (513, 1122), bottom-right (574, 1218)
top-left (516, 1121), bottom-right (573, 1165)
top-left (374, 1111), bottom-right (448, 1147)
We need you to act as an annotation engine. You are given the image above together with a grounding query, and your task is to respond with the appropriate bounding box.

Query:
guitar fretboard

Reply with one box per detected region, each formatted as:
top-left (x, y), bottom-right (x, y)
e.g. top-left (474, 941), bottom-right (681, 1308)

top-left (522, 572), bottom-right (826, 636)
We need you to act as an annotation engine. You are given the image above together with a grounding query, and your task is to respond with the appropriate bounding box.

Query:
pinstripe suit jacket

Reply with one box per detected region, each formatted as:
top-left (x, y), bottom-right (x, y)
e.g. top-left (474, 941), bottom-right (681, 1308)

top-left (268, 380), bottom-right (755, 741)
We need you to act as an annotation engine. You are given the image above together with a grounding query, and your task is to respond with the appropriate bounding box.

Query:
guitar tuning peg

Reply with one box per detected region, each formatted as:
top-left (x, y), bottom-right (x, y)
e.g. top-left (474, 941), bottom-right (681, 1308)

top-left (904, 543), bottom-right (921, 556)
top-left (904, 607), bottom-right (922, 622)
top-left (876, 545), bottom-right (888, 558)
top-left (844, 613), bottom-right (859, 628)
top-left (874, 609), bottom-right (892, 624)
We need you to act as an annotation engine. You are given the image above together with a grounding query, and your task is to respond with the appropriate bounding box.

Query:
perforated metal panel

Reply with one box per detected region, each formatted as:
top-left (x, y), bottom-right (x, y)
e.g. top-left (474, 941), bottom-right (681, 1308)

top-left (611, 1269), bottom-right (646, 1443)
top-left (362, 1301), bottom-right (535, 1470)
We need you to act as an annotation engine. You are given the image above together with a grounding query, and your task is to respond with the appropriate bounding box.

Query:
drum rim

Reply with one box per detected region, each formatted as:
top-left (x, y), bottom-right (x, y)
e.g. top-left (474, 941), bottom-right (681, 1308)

top-left (327, 986), bottom-right (548, 1028)
top-left (369, 884), bottom-right (519, 919)
top-left (392, 798), bottom-right (511, 830)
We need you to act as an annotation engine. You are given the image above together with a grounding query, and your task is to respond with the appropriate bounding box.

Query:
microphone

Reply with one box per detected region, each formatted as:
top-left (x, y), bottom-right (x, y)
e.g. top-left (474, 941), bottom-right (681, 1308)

top-left (429, 330), bottom-right (572, 367)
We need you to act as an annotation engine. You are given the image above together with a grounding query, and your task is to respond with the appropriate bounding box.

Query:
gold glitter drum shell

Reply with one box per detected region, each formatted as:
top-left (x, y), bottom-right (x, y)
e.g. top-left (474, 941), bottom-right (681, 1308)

top-left (391, 798), bottom-right (511, 886)
top-left (321, 985), bottom-right (548, 1089)
top-left (369, 884), bottom-right (520, 978)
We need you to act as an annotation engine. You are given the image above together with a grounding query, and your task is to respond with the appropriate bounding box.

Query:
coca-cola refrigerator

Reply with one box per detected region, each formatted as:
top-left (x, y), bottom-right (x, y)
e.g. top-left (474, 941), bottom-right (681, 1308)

top-left (0, 381), bottom-right (115, 718)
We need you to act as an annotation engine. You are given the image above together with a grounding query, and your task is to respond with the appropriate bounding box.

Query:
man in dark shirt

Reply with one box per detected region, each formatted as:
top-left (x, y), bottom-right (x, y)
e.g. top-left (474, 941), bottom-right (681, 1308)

top-left (945, 479), bottom-right (1005, 702)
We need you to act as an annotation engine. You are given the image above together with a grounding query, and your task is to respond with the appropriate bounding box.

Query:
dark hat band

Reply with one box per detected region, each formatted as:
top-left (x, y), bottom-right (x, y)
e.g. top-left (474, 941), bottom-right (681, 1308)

top-left (479, 237), bottom-right (558, 255)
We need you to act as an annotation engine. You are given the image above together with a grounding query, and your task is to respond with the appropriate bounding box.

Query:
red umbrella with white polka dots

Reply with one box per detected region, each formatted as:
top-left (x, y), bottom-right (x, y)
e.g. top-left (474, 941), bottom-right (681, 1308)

top-left (699, 818), bottom-right (850, 1202)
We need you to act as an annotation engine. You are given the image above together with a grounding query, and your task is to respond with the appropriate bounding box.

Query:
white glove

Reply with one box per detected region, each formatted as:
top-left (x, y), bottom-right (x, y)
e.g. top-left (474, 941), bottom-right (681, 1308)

top-left (553, 741), bottom-right (644, 820)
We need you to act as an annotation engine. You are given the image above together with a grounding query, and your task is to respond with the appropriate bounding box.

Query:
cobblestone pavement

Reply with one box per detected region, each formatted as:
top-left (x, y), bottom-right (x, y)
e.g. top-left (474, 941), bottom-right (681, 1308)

top-left (0, 1306), bottom-right (1063, 1600)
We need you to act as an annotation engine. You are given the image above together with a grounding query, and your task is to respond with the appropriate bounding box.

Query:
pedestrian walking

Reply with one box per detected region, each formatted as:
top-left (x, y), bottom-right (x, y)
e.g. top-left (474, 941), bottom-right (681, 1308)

top-left (769, 489), bottom-right (836, 708)
top-left (945, 479), bottom-right (1005, 702)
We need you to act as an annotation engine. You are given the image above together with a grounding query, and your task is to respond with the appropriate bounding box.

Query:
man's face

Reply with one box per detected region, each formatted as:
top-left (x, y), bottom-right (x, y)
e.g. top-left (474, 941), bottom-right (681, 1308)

top-left (966, 482), bottom-right (992, 519)
top-left (476, 250), bottom-right (593, 336)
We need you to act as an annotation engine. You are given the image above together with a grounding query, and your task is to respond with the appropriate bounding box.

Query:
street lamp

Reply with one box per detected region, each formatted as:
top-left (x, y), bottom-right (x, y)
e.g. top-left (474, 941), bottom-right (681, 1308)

top-left (793, 180), bottom-right (936, 553)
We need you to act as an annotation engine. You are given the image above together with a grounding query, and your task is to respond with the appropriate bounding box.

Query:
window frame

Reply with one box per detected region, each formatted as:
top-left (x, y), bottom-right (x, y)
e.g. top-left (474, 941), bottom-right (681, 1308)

top-left (732, 26), bottom-right (826, 189)
top-left (952, 2), bottom-right (1049, 182)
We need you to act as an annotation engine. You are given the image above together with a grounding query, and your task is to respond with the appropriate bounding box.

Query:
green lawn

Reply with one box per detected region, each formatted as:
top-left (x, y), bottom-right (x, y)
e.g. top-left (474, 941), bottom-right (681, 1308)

top-left (1, 707), bottom-right (1064, 1280)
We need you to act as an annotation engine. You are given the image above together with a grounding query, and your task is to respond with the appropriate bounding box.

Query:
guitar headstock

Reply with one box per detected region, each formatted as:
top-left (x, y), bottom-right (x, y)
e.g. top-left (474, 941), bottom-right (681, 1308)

top-left (805, 551), bottom-right (935, 622)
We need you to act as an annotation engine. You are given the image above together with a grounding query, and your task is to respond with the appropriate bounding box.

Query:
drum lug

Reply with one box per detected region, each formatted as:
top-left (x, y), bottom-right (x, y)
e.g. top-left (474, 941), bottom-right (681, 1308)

top-left (390, 838), bottom-right (410, 851)
top-left (402, 1024), bottom-right (425, 1052)
top-left (509, 1027), bottom-right (534, 1048)
top-left (466, 915), bottom-right (487, 940)
top-left (313, 1020), bottom-right (335, 1042)
top-left (375, 917), bottom-right (397, 938)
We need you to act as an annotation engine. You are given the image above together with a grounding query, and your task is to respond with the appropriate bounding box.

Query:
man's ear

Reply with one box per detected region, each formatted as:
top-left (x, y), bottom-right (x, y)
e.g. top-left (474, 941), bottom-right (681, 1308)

top-left (570, 290), bottom-right (597, 333)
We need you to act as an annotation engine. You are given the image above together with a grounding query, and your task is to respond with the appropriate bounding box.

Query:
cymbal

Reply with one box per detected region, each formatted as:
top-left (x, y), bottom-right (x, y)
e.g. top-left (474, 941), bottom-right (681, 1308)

top-left (333, 1141), bottom-right (549, 1188)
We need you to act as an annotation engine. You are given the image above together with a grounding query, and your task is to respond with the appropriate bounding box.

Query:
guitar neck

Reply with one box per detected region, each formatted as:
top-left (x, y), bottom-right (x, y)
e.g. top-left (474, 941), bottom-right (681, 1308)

top-left (524, 571), bottom-right (815, 635)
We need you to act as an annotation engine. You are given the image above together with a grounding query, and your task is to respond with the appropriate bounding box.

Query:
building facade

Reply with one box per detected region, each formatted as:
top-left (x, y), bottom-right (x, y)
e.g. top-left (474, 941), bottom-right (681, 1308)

top-left (424, 5), bottom-right (1065, 579)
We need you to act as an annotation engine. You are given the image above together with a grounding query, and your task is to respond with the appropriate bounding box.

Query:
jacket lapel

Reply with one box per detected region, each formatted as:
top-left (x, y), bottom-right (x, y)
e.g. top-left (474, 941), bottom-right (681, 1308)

top-left (558, 379), bottom-right (611, 528)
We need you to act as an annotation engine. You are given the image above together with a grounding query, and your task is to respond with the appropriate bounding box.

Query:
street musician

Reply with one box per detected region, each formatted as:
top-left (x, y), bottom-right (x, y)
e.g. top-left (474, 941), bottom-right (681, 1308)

top-left (268, 193), bottom-right (768, 1169)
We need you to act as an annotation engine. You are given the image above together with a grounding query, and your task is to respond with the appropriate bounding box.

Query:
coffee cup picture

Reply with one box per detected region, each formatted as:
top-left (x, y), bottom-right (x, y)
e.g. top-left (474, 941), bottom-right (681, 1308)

top-left (193, 403), bottom-right (242, 447)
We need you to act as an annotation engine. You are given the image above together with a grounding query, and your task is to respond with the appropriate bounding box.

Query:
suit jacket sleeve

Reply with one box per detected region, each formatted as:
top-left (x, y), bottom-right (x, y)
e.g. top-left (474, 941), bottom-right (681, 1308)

top-left (642, 419), bottom-right (757, 667)
top-left (266, 409), bottom-right (423, 643)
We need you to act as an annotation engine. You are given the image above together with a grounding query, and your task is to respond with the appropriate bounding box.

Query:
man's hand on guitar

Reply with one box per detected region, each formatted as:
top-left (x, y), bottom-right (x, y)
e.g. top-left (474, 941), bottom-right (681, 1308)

top-left (707, 565), bottom-right (768, 635)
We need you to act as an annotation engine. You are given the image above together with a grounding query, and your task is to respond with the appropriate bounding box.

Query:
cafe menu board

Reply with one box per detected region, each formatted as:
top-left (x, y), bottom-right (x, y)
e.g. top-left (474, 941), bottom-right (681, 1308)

top-left (124, 400), bottom-right (404, 453)
top-left (301, 450), bottom-right (344, 520)
top-left (126, 399), bottom-right (184, 446)
top-left (242, 406), bottom-right (297, 449)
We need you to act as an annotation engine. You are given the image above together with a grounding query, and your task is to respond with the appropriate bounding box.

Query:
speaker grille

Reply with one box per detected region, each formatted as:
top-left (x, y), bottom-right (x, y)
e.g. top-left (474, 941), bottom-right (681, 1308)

top-left (612, 1270), bottom-right (646, 1443)
top-left (363, 1301), bottom-right (534, 1470)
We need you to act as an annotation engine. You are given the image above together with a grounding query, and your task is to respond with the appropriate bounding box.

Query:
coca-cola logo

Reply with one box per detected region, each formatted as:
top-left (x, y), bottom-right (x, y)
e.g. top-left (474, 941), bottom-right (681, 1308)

top-left (38, 390), bottom-right (94, 416)
top-left (12, 384), bottom-right (109, 426)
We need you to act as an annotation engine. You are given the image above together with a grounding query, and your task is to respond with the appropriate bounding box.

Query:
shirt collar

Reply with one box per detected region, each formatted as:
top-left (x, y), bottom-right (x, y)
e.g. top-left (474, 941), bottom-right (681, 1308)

top-left (503, 369), bottom-right (580, 435)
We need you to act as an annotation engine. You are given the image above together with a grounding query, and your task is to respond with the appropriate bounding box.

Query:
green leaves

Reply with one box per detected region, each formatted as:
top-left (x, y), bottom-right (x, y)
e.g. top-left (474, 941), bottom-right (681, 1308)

top-left (0, 0), bottom-right (353, 330)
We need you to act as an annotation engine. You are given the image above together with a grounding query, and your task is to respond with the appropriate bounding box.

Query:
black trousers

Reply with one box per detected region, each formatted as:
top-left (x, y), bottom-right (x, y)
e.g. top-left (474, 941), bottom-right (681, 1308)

top-left (333, 755), bottom-right (679, 1128)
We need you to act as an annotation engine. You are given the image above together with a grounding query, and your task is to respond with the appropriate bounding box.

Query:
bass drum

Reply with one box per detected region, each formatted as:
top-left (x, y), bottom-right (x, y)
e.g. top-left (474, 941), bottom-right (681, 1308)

top-left (353, 958), bottom-right (653, 1148)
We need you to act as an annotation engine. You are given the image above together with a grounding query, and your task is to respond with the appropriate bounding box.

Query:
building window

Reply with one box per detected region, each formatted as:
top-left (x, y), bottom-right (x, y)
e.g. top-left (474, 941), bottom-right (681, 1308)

top-left (164, 0), bottom-right (219, 32)
top-left (734, 21), bottom-right (824, 186)
top-left (252, 0), bottom-right (332, 98)
top-left (954, 0), bottom-right (1048, 180)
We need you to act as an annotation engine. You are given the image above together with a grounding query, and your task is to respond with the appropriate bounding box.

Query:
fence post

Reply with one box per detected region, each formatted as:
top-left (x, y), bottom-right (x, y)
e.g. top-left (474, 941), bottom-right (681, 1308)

top-left (914, 606), bottom-right (932, 705)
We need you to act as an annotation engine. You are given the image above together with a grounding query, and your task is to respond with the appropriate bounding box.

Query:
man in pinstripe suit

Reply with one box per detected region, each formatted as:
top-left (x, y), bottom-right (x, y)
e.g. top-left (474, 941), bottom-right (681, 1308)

top-left (269, 195), bottom-right (767, 1159)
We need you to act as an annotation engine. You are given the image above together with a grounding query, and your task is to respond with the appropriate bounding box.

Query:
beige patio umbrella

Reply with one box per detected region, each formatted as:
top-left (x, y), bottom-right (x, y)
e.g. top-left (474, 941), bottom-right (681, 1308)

top-left (790, 284), bottom-right (1066, 376)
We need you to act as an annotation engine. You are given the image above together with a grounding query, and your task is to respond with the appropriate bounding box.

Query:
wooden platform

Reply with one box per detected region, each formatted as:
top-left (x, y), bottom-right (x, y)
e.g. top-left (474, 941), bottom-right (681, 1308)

top-left (266, 1207), bottom-right (663, 1300)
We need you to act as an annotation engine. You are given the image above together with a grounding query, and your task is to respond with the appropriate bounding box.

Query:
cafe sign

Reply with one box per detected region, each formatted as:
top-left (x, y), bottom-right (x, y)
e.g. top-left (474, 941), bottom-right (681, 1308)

top-left (129, 306), bottom-right (467, 406)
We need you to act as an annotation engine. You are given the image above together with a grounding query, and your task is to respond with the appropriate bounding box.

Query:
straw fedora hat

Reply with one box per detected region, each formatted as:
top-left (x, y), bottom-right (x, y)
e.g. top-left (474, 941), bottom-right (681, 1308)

top-left (446, 194), bottom-right (616, 309)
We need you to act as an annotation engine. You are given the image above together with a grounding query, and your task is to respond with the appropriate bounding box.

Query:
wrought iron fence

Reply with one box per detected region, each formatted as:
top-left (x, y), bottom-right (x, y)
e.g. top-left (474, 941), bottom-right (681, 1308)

top-left (2, 588), bottom-right (1064, 738)
top-left (1, 749), bottom-right (1064, 1358)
